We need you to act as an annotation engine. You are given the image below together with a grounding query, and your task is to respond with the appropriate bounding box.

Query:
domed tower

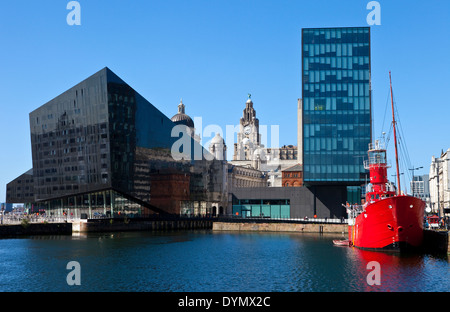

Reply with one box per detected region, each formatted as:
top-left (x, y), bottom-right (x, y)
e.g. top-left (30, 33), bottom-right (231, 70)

top-left (209, 133), bottom-right (227, 161)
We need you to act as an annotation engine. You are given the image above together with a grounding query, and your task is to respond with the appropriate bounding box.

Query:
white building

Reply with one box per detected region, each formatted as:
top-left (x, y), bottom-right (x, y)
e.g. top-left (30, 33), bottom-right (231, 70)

top-left (429, 148), bottom-right (450, 217)
top-left (208, 133), bottom-right (268, 214)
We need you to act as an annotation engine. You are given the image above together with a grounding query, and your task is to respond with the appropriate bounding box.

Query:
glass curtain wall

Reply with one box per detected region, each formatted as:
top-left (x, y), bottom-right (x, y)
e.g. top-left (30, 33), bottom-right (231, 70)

top-left (302, 27), bottom-right (371, 183)
top-left (232, 199), bottom-right (291, 219)
top-left (38, 189), bottom-right (148, 219)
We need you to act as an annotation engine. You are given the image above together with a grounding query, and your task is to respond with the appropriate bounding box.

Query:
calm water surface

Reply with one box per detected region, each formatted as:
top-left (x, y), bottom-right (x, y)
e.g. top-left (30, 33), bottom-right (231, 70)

top-left (0, 230), bottom-right (448, 292)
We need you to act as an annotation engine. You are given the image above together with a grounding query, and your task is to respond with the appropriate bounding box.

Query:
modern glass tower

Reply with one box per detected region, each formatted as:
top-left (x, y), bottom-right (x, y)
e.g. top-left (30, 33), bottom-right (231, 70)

top-left (301, 27), bottom-right (371, 196)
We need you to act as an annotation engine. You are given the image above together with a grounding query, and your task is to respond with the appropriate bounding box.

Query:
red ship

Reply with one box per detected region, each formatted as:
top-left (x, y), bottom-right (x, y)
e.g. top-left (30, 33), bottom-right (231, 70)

top-left (347, 72), bottom-right (425, 251)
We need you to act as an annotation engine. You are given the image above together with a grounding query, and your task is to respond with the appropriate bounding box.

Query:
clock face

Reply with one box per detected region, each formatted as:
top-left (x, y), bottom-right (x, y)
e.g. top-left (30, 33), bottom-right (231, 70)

top-left (244, 126), bottom-right (251, 135)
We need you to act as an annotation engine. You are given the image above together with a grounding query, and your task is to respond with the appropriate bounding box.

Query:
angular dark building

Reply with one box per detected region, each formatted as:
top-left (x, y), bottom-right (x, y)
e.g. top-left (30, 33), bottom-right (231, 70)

top-left (5, 169), bottom-right (34, 205)
top-left (301, 27), bottom-right (371, 206)
top-left (7, 67), bottom-right (228, 218)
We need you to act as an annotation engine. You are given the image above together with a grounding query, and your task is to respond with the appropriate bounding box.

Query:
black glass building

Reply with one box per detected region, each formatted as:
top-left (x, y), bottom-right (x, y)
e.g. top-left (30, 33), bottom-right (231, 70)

top-left (301, 27), bottom-right (371, 201)
top-left (7, 67), bottom-right (228, 218)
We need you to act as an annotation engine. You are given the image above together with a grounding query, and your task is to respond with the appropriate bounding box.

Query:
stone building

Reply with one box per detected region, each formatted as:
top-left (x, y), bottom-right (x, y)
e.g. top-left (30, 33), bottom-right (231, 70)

top-left (429, 148), bottom-right (450, 217)
top-left (230, 95), bottom-right (299, 186)
top-left (227, 164), bottom-right (267, 188)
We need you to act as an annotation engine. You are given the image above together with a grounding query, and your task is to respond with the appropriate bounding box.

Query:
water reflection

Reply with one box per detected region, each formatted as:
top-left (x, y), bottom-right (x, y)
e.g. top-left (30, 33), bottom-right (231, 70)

top-left (345, 247), bottom-right (448, 292)
top-left (0, 231), bottom-right (448, 292)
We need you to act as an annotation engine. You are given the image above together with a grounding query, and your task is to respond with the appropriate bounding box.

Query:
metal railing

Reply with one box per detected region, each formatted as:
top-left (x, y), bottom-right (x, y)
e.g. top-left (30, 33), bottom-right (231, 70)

top-left (0, 214), bottom-right (79, 225)
top-left (216, 215), bottom-right (348, 224)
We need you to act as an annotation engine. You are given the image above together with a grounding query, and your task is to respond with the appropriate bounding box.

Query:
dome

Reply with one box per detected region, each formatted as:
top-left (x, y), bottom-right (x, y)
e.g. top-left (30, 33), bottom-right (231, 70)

top-left (253, 148), bottom-right (266, 160)
top-left (171, 99), bottom-right (194, 129)
top-left (171, 113), bottom-right (194, 128)
top-left (211, 133), bottom-right (225, 145)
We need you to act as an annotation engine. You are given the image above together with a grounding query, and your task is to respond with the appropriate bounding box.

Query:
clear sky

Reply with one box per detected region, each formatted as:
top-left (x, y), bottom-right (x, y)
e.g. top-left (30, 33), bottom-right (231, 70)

top-left (1, 0), bottom-right (449, 202)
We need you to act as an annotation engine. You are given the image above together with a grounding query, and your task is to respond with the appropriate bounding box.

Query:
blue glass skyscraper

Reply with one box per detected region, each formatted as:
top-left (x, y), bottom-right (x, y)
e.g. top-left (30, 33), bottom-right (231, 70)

top-left (302, 27), bottom-right (371, 197)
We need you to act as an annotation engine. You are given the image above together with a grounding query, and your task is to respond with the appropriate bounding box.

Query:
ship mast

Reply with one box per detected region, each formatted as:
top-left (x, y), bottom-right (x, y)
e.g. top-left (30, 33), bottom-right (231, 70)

top-left (389, 71), bottom-right (401, 195)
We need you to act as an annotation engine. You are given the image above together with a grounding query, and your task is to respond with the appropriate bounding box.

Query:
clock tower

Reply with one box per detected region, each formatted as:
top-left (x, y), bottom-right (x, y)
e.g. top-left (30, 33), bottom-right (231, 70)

top-left (233, 94), bottom-right (262, 161)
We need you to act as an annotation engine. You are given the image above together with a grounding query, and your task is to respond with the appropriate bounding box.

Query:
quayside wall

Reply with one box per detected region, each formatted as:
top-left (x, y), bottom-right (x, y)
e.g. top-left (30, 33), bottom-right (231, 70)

top-left (423, 230), bottom-right (449, 254)
top-left (0, 223), bottom-right (72, 237)
top-left (212, 221), bottom-right (348, 234)
top-left (72, 218), bottom-right (213, 233)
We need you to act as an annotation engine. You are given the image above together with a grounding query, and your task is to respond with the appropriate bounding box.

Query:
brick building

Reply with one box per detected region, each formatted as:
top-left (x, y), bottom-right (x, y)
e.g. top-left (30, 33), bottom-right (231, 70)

top-left (282, 164), bottom-right (303, 187)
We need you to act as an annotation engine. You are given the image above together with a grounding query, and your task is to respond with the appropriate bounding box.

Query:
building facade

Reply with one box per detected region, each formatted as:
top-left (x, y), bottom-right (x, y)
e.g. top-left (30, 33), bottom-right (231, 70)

top-left (5, 169), bottom-right (34, 205)
top-left (231, 186), bottom-right (347, 219)
top-left (410, 174), bottom-right (430, 209)
top-left (429, 148), bottom-right (450, 217)
top-left (301, 27), bottom-right (371, 201)
top-left (282, 164), bottom-right (303, 187)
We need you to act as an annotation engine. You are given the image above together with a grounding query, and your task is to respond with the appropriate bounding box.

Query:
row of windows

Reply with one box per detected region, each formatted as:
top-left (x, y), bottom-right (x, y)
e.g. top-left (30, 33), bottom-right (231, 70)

top-left (12, 186), bottom-right (32, 191)
top-left (302, 28), bottom-right (369, 44)
top-left (9, 193), bottom-right (34, 198)
top-left (14, 179), bottom-right (34, 184)
top-left (234, 199), bottom-right (290, 205)
top-left (303, 43), bottom-right (369, 58)
top-left (34, 123), bottom-right (108, 139)
top-left (303, 69), bottom-right (370, 83)
top-left (304, 84), bottom-right (370, 99)
top-left (232, 204), bottom-right (290, 219)
top-left (303, 137), bottom-right (370, 152)
top-left (41, 147), bottom-right (108, 156)
top-left (36, 136), bottom-right (109, 148)
top-left (305, 69), bottom-right (370, 84)
top-left (283, 172), bottom-right (303, 178)
top-left (304, 124), bottom-right (370, 138)
top-left (41, 154), bottom-right (107, 166)
top-left (303, 112), bottom-right (371, 125)
top-left (35, 160), bottom-right (108, 177)
top-left (37, 171), bottom-right (109, 188)
top-left (304, 153), bottom-right (366, 166)
top-left (304, 164), bottom-right (365, 176)
top-left (303, 96), bottom-right (370, 111)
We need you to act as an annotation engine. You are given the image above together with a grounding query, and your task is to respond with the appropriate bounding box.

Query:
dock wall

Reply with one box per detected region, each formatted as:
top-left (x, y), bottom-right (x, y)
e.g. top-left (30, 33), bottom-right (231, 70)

top-left (213, 221), bottom-right (348, 234)
top-left (0, 223), bottom-right (72, 237)
top-left (423, 230), bottom-right (449, 254)
top-left (72, 218), bottom-right (213, 233)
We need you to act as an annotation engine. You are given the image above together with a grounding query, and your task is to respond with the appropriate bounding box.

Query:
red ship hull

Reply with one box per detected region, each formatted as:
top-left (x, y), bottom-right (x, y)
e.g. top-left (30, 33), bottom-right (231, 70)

top-left (349, 195), bottom-right (425, 251)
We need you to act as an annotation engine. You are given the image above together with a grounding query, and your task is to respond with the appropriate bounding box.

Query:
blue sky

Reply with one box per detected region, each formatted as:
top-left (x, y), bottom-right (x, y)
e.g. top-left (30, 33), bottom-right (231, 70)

top-left (1, 0), bottom-right (449, 202)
